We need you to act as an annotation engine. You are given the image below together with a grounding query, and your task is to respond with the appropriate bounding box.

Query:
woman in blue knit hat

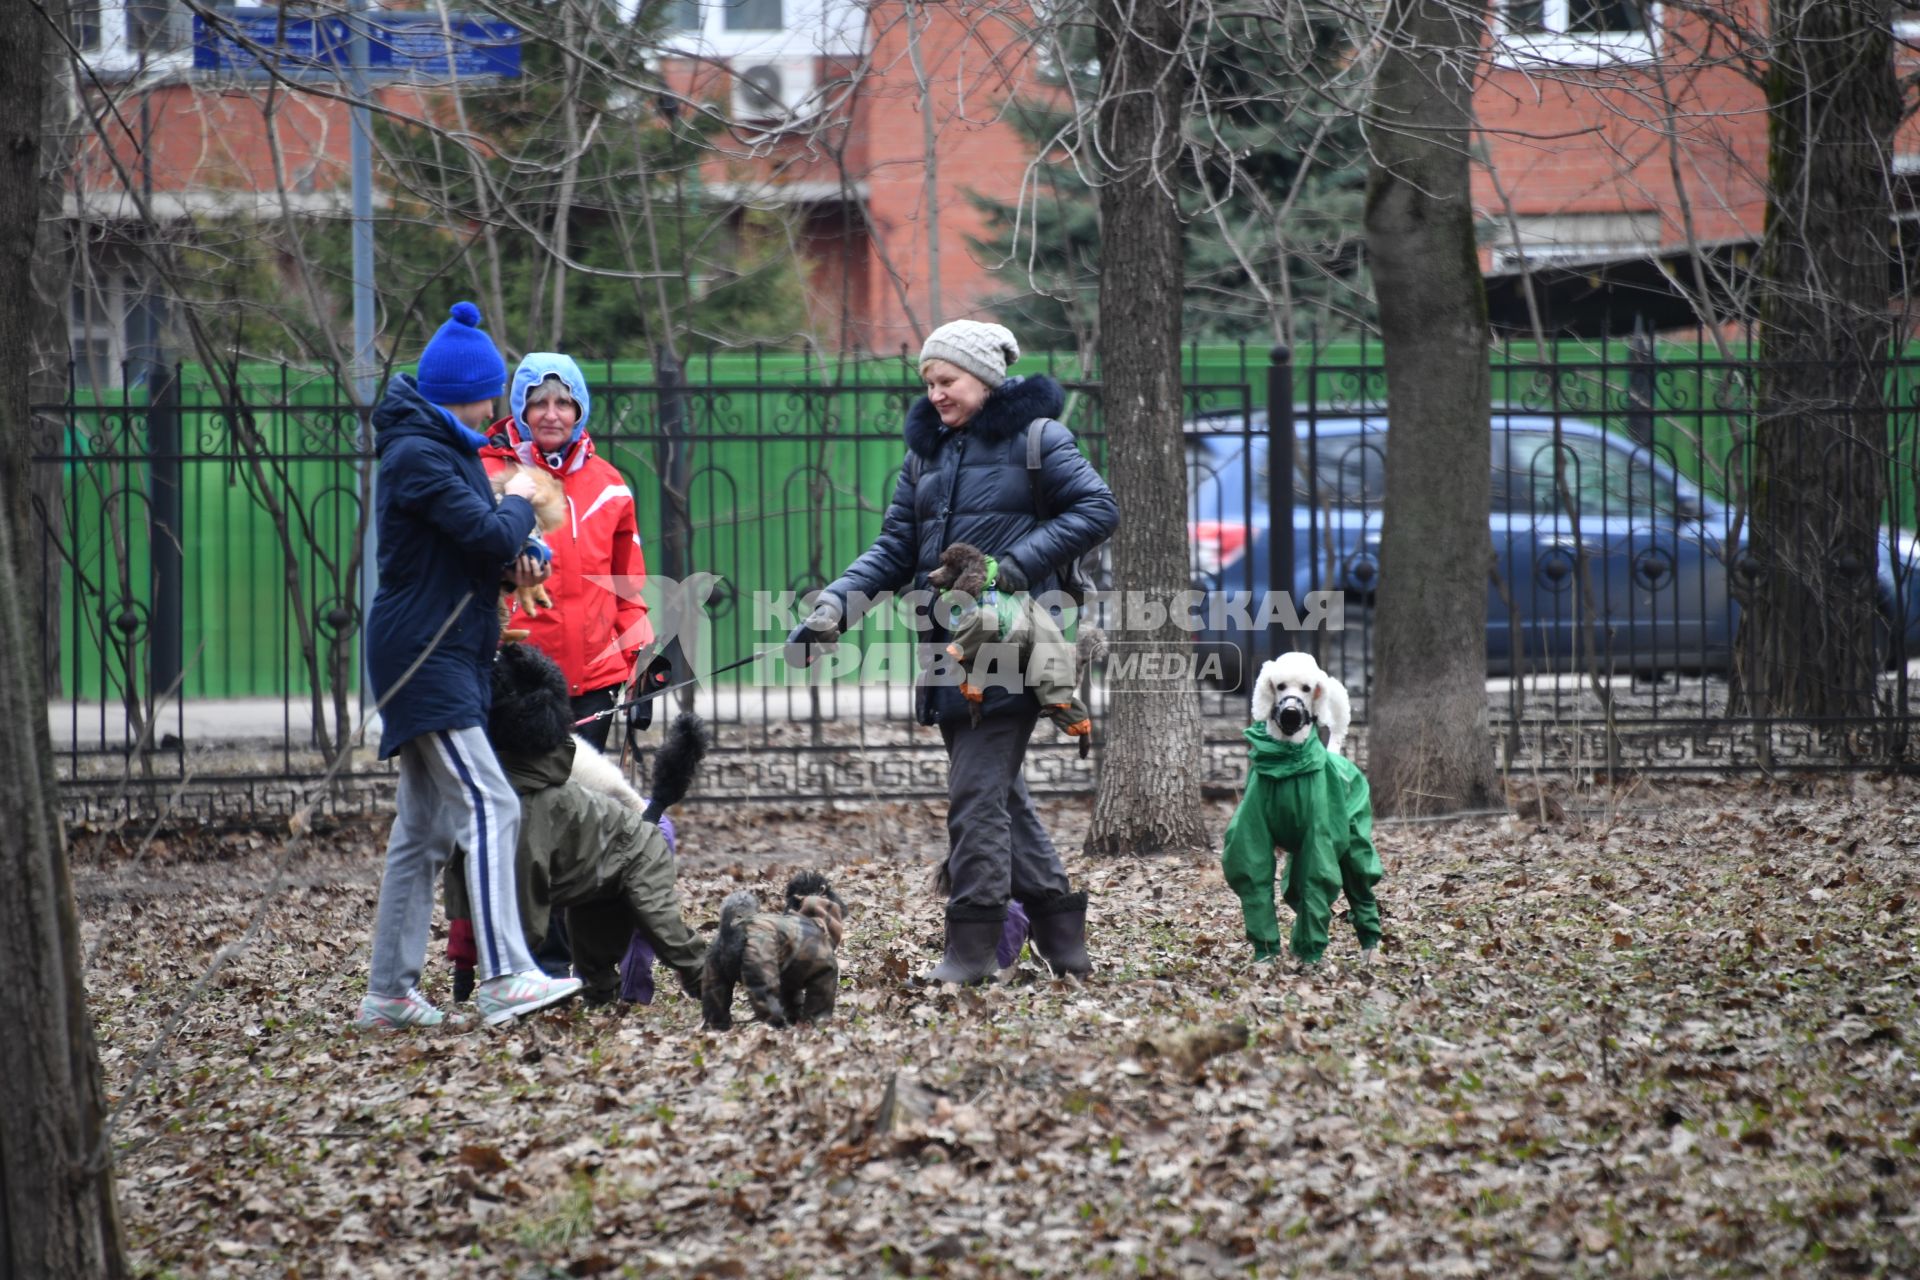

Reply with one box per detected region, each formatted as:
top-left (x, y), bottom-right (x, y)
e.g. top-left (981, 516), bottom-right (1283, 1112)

top-left (357, 302), bottom-right (584, 1029)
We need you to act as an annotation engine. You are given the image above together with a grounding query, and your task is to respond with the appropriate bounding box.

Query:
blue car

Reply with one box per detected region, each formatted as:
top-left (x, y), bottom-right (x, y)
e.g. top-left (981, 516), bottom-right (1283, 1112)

top-left (1185, 411), bottom-right (1920, 688)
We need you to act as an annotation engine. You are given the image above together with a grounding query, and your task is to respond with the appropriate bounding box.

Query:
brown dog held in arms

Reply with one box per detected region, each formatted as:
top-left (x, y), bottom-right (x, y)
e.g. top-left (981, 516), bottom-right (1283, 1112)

top-left (701, 871), bottom-right (845, 1030)
top-left (490, 462), bottom-right (568, 633)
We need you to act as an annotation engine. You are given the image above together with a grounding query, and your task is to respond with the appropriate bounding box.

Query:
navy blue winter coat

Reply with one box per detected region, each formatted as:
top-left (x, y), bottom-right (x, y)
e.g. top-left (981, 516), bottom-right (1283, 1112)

top-left (824, 374), bottom-right (1119, 726)
top-left (367, 374), bottom-right (535, 758)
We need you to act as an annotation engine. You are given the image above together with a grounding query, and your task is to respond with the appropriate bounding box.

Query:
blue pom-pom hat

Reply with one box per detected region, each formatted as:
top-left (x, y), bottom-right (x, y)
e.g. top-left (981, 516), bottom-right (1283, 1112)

top-left (416, 301), bottom-right (508, 405)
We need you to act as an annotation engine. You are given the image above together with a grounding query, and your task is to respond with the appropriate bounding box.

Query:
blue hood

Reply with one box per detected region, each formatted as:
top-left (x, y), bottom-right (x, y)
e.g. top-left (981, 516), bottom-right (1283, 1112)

top-left (510, 353), bottom-right (592, 449)
top-left (373, 372), bottom-right (491, 455)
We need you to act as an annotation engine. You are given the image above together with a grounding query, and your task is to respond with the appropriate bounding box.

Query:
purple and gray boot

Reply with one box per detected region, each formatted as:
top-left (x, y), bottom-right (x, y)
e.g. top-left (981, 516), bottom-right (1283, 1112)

top-left (619, 810), bottom-right (675, 1004)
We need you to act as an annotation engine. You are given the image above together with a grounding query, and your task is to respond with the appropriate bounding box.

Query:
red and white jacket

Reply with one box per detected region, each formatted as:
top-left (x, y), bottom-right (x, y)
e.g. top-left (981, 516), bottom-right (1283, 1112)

top-left (482, 418), bottom-right (652, 696)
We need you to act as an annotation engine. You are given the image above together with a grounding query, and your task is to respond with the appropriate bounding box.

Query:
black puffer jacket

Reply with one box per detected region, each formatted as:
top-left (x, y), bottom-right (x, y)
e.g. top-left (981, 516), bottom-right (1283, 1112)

top-left (824, 374), bottom-right (1119, 726)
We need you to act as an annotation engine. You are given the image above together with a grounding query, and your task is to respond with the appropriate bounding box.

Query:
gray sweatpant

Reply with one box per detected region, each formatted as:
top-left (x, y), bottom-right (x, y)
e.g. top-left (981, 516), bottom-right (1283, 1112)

top-left (939, 705), bottom-right (1073, 914)
top-left (368, 726), bottom-right (537, 997)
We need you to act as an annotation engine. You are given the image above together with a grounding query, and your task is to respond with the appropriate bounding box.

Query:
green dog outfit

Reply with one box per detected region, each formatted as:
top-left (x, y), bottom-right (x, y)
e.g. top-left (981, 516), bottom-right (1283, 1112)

top-left (1220, 723), bottom-right (1383, 964)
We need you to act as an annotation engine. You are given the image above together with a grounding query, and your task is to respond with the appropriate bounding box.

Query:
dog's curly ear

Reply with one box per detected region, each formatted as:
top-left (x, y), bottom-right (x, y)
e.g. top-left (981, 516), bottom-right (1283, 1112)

top-left (1250, 661), bottom-right (1279, 724)
top-left (799, 896), bottom-right (844, 949)
top-left (930, 543), bottom-right (965, 592)
top-left (488, 643), bottom-right (574, 755)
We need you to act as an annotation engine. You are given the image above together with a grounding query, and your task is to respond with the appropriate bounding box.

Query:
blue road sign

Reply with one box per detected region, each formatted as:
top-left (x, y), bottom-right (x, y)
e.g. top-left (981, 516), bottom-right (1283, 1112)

top-left (193, 8), bottom-right (520, 81)
top-left (193, 9), bottom-right (348, 76)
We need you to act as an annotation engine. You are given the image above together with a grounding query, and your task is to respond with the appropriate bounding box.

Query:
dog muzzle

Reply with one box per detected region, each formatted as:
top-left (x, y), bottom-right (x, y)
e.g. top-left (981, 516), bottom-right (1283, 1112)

top-left (1274, 695), bottom-right (1311, 738)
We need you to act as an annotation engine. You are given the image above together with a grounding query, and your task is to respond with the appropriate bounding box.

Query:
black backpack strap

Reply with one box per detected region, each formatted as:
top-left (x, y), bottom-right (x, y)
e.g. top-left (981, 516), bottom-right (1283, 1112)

top-left (1025, 418), bottom-right (1052, 519)
top-left (1023, 418), bottom-right (1093, 606)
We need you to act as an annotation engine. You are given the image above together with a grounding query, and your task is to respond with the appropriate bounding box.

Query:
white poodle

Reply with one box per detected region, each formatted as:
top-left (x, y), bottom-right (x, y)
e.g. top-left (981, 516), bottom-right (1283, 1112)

top-left (1250, 651), bottom-right (1351, 756)
top-left (568, 738), bottom-right (649, 812)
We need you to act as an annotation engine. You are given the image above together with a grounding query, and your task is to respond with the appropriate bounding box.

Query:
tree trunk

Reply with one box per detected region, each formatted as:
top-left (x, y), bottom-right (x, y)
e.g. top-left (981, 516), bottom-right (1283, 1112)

top-left (0, 6), bottom-right (129, 1273)
top-left (1085, 0), bottom-right (1209, 856)
top-left (27, 18), bottom-right (73, 698)
top-left (1740, 0), bottom-right (1897, 719)
top-left (1361, 0), bottom-right (1499, 816)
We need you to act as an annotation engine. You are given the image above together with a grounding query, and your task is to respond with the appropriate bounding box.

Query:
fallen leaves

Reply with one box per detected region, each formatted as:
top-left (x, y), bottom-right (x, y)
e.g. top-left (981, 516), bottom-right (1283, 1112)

top-left (76, 775), bottom-right (1920, 1277)
top-left (456, 1145), bottom-right (512, 1176)
top-left (1132, 1020), bottom-right (1251, 1080)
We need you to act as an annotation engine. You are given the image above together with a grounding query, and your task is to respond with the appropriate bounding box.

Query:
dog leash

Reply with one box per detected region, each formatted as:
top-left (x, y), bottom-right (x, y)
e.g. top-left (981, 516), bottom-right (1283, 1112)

top-left (573, 645), bottom-right (785, 727)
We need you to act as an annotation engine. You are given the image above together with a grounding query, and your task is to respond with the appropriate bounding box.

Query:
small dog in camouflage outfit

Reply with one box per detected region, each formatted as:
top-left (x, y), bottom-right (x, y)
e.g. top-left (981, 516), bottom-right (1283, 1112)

top-left (701, 872), bottom-right (845, 1030)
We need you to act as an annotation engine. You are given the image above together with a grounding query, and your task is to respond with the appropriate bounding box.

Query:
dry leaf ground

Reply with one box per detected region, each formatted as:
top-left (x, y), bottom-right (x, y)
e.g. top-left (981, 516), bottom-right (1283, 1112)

top-left (76, 774), bottom-right (1920, 1278)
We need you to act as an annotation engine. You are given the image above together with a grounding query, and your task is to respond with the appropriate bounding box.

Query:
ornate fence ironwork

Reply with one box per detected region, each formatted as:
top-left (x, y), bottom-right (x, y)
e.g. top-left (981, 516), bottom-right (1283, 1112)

top-left (32, 341), bottom-right (1919, 820)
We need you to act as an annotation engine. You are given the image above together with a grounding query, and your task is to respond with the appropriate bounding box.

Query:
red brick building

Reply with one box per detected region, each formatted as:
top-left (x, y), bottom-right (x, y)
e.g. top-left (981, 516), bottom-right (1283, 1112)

top-left (1473, 1), bottom-right (1919, 288)
top-left (79, 2), bottom-right (1913, 357)
top-left (63, 2), bottom-right (426, 380)
top-left (64, 0), bottom-right (1045, 369)
top-left (656, 0), bottom-right (1046, 352)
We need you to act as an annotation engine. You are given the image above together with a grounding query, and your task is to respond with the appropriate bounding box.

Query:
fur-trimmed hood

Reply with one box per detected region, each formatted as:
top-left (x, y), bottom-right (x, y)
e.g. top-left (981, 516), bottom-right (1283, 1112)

top-left (904, 374), bottom-right (1067, 459)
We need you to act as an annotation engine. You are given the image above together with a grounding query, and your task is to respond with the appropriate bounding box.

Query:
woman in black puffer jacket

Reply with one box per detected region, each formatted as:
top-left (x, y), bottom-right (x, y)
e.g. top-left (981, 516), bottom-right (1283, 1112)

top-left (787, 320), bottom-right (1119, 984)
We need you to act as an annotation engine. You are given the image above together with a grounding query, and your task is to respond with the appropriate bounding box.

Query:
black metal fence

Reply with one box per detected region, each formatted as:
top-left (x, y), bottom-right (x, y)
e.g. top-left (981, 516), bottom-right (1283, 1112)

top-left (32, 343), bottom-right (1920, 819)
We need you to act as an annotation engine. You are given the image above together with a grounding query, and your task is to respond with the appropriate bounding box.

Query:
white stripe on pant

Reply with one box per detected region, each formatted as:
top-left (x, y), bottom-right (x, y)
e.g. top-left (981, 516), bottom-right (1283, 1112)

top-left (367, 725), bottom-right (537, 997)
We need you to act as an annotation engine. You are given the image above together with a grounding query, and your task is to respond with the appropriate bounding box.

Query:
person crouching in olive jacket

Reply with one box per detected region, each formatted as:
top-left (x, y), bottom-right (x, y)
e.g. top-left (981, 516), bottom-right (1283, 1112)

top-left (446, 643), bottom-right (708, 1005)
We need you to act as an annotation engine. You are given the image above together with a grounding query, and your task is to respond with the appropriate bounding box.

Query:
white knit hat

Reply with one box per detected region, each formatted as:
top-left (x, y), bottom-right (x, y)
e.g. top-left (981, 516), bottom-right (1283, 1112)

top-left (918, 320), bottom-right (1021, 389)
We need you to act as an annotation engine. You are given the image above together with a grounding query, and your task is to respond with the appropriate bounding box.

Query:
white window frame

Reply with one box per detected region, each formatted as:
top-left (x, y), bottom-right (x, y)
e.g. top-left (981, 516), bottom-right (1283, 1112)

top-left (73, 0), bottom-right (192, 80)
top-left (70, 274), bottom-right (130, 390)
top-left (1490, 241), bottom-right (1651, 272)
top-left (658, 0), bottom-right (864, 61)
top-left (1493, 0), bottom-right (1660, 68)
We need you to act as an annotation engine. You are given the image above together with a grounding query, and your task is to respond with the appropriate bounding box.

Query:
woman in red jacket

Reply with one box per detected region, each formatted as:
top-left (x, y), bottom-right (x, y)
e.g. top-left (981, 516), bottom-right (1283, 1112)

top-left (459, 352), bottom-right (658, 990)
top-left (482, 352), bottom-right (653, 749)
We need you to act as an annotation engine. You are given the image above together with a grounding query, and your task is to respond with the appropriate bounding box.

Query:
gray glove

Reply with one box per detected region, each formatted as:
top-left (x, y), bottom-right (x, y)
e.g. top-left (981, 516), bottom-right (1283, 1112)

top-left (995, 555), bottom-right (1029, 593)
top-left (785, 599), bottom-right (843, 667)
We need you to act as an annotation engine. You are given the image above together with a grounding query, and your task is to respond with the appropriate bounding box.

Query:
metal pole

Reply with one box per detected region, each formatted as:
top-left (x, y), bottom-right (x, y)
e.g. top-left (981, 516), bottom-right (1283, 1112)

top-left (905, 0), bottom-right (940, 327)
top-left (138, 43), bottom-right (183, 719)
top-left (348, 0), bottom-right (379, 710)
top-left (1267, 344), bottom-right (1296, 666)
top-left (1627, 316), bottom-right (1655, 447)
top-left (656, 344), bottom-right (695, 707)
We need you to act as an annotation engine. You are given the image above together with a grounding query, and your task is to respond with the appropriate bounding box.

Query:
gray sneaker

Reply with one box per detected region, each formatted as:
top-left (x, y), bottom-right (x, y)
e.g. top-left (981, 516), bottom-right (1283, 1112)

top-left (355, 989), bottom-right (470, 1030)
top-left (476, 971), bottom-right (583, 1026)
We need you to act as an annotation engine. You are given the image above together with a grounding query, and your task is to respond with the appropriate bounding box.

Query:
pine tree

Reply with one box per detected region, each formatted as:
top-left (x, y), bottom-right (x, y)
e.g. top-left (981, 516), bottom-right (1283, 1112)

top-left (969, 7), bottom-right (1370, 349)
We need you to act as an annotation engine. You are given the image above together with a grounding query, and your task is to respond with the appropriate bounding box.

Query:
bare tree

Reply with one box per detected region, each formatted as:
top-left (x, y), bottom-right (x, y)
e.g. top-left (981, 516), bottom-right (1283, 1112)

top-left (1083, 0), bottom-right (1210, 856)
top-left (1472, 0), bottom-right (1915, 730)
top-left (1740, 0), bottom-right (1900, 717)
top-left (1, 4), bottom-right (128, 1272)
top-left (1362, 0), bottom-right (1500, 815)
